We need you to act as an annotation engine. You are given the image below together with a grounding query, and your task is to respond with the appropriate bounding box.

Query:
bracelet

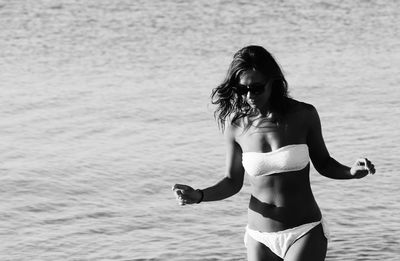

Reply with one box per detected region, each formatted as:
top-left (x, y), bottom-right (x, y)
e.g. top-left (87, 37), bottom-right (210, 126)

top-left (195, 189), bottom-right (204, 204)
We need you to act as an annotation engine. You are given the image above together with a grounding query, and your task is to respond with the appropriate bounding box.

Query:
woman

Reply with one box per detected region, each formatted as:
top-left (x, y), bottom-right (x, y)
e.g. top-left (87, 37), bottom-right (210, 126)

top-left (172, 45), bottom-right (375, 261)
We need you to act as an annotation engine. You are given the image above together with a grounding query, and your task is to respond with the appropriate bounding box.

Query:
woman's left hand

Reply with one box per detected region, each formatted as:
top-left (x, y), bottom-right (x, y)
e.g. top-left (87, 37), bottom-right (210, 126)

top-left (350, 158), bottom-right (376, 179)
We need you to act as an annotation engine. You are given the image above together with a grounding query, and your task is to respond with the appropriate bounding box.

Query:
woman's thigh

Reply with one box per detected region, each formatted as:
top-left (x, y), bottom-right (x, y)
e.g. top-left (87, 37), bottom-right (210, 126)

top-left (284, 224), bottom-right (327, 261)
top-left (246, 233), bottom-right (282, 261)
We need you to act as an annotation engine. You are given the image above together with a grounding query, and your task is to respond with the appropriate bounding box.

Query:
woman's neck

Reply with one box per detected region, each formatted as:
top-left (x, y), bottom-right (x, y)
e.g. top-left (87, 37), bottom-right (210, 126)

top-left (254, 102), bottom-right (272, 118)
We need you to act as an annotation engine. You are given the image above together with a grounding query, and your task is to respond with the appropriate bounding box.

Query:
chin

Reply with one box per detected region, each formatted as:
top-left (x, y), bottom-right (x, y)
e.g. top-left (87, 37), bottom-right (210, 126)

top-left (248, 101), bottom-right (261, 108)
top-left (247, 103), bottom-right (256, 108)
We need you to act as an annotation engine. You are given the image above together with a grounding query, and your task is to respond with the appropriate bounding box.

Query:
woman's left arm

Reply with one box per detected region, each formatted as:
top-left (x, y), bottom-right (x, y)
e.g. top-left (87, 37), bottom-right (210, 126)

top-left (306, 104), bottom-right (376, 179)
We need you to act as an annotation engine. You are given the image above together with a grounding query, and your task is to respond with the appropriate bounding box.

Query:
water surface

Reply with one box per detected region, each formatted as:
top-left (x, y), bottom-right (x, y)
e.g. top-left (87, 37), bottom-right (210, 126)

top-left (1, 0), bottom-right (399, 260)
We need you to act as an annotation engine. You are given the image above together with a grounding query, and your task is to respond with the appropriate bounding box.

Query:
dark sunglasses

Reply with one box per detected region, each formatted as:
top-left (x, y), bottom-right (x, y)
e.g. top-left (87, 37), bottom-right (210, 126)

top-left (233, 83), bottom-right (266, 96)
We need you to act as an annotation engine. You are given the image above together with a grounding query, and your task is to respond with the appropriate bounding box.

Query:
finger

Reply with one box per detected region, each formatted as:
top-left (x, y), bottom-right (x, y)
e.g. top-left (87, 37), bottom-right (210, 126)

top-left (172, 184), bottom-right (191, 191)
top-left (364, 159), bottom-right (370, 173)
top-left (177, 194), bottom-right (188, 201)
top-left (370, 167), bottom-right (376, 174)
top-left (355, 164), bottom-right (367, 171)
top-left (176, 193), bottom-right (192, 202)
top-left (175, 190), bottom-right (184, 196)
top-left (363, 158), bottom-right (368, 168)
top-left (368, 162), bottom-right (374, 169)
top-left (354, 169), bottom-right (369, 178)
top-left (361, 158), bottom-right (373, 174)
top-left (365, 159), bottom-right (373, 167)
top-left (179, 198), bottom-right (191, 206)
top-left (356, 158), bottom-right (366, 167)
top-left (175, 192), bottom-right (182, 200)
top-left (180, 189), bottom-right (193, 195)
top-left (369, 163), bottom-right (374, 168)
top-left (173, 190), bottom-right (183, 199)
top-left (175, 195), bottom-right (185, 205)
top-left (172, 184), bottom-right (182, 191)
top-left (367, 163), bottom-right (375, 174)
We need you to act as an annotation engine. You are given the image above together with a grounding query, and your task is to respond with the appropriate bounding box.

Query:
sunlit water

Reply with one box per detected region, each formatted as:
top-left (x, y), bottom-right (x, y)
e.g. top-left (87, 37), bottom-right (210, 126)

top-left (1, 0), bottom-right (399, 260)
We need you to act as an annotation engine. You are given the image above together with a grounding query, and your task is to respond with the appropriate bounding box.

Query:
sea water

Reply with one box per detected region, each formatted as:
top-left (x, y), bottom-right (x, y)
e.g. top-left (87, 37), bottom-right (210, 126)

top-left (1, 0), bottom-right (399, 260)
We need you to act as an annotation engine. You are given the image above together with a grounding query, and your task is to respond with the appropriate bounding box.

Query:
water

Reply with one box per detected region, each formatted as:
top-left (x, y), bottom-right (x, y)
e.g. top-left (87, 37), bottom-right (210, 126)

top-left (1, 0), bottom-right (399, 260)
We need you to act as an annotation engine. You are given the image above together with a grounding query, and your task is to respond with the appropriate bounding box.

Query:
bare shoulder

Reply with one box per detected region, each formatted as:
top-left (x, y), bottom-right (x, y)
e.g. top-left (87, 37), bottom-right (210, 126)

top-left (224, 114), bottom-right (242, 140)
top-left (286, 98), bottom-right (318, 118)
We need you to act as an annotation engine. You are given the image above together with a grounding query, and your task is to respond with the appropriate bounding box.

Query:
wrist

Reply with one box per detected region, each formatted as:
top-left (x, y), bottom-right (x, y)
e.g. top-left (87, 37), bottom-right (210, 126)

top-left (348, 167), bottom-right (356, 179)
top-left (195, 189), bottom-right (204, 204)
top-left (348, 165), bottom-right (363, 179)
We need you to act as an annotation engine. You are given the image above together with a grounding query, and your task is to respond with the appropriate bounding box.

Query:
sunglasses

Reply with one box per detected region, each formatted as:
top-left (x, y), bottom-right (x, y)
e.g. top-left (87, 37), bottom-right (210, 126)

top-left (233, 82), bottom-right (266, 96)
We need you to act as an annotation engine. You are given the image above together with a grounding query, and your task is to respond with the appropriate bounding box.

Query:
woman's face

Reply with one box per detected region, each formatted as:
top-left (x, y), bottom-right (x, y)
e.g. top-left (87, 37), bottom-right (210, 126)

top-left (237, 70), bottom-right (272, 111)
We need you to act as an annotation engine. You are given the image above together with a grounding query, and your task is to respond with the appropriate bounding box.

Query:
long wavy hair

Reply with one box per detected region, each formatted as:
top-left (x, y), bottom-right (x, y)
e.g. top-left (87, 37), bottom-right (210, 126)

top-left (211, 45), bottom-right (289, 131)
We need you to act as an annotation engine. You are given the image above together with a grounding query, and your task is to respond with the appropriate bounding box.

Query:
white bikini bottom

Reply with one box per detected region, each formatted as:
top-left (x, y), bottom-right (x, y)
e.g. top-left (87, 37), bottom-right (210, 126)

top-left (244, 219), bottom-right (330, 259)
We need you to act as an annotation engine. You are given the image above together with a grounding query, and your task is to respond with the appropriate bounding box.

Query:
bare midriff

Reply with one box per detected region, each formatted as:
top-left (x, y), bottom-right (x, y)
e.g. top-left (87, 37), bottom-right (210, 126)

top-left (247, 164), bottom-right (322, 232)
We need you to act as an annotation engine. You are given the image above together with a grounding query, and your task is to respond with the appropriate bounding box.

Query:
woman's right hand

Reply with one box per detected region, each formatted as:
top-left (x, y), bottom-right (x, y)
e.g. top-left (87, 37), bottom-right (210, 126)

top-left (172, 184), bottom-right (202, 205)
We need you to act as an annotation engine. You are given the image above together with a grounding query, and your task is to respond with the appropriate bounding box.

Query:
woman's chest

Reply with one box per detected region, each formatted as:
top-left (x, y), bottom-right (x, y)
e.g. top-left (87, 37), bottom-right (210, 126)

top-left (236, 117), bottom-right (308, 152)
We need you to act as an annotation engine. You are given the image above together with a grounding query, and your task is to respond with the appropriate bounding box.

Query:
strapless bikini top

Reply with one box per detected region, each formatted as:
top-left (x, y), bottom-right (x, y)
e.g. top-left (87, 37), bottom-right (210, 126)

top-left (242, 144), bottom-right (309, 176)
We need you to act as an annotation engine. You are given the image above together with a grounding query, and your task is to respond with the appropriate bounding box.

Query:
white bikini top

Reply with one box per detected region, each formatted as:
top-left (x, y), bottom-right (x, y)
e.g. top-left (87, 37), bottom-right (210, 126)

top-left (242, 144), bottom-right (309, 176)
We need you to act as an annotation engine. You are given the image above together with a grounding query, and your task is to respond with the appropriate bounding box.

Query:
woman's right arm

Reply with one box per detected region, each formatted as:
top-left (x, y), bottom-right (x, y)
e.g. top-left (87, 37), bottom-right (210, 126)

top-left (173, 123), bottom-right (245, 205)
top-left (202, 124), bottom-right (245, 201)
